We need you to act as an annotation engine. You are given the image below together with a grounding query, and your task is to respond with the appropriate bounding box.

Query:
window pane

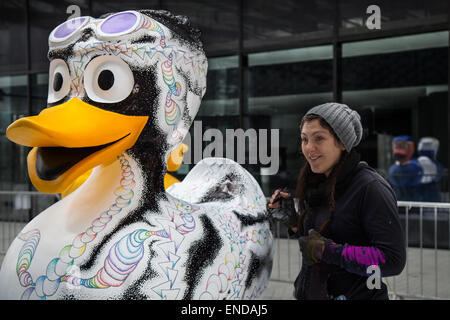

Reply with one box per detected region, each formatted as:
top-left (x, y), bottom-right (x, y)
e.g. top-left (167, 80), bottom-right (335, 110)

top-left (340, 0), bottom-right (448, 36)
top-left (161, 0), bottom-right (240, 55)
top-left (0, 0), bottom-right (27, 73)
top-left (31, 73), bottom-right (48, 98)
top-left (342, 31), bottom-right (449, 201)
top-left (91, 0), bottom-right (160, 16)
top-left (247, 46), bottom-right (333, 195)
top-left (174, 55), bottom-right (240, 180)
top-left (200, 55), bottom-right (239, 117)
top-left (244, 0), bottom-right (334, 51)
top-left (30, 73), bottom-right (48, 115)
top-left (0, 75), bottom-right (29, 189)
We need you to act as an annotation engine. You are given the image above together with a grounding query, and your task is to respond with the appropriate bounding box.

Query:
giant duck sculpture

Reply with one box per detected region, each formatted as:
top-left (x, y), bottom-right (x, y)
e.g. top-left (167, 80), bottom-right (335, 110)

top-left (0, 10), bottom-right (273, 300)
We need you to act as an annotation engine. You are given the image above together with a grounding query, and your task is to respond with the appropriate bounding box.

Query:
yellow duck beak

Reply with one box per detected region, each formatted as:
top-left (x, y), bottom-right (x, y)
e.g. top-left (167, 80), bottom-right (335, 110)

top-left (6, 97), bottom-right (148, 193)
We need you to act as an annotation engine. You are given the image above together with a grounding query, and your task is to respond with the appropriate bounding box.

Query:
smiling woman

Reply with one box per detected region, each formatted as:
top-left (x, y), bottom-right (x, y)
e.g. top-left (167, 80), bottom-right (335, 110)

top-left (268, 102), bottom-right (406, 300)
top-left (300, 118), bottom-right (345, 177)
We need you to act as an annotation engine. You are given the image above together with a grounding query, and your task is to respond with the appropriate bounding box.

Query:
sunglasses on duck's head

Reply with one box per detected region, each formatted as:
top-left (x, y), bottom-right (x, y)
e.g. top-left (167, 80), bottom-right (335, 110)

top-left (49, 11), bottom-right (144, 44)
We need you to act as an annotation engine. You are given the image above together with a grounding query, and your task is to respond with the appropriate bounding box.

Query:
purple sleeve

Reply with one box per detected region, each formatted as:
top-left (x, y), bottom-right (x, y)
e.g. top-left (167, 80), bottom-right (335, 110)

top-left (322, 241), bottom-right (388, 276)
top-left (321, 180), bottom-right (406, 277)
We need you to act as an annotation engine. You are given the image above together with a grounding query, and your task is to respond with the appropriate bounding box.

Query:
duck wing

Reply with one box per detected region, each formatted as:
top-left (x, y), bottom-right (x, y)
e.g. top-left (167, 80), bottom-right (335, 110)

top-left (166, 157), bottom-right (266, 215)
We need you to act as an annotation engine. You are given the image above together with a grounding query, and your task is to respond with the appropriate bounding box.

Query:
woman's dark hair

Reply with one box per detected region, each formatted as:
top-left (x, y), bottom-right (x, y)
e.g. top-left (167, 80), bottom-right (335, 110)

top-left (295, 114), bottom-right (348, 235)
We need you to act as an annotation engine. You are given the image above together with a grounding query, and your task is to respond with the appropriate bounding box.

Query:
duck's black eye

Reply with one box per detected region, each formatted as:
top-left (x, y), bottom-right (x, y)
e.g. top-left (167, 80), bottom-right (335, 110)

top-left (84, 55), bottom-right (134, 103)
top-left (48, 59), bottom-right (71, 104)
top-left (98, 69), bottom-right (114, 91)
top-left (53, 72), bottom-right (64, 92)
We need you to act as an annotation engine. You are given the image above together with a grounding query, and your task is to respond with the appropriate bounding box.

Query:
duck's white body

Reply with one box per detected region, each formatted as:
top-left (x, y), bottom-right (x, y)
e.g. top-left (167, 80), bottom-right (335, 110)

top-left (0, 154), bottom-right (273, 299)
top-left (0, 9), bottom-right (273, 300)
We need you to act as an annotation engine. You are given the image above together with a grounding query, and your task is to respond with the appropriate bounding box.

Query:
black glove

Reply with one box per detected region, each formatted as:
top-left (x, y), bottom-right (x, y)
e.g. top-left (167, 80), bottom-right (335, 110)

top-left (298, 230), bottom-right (328, 266)
top-left (267, 189), bottom-right (298, 229)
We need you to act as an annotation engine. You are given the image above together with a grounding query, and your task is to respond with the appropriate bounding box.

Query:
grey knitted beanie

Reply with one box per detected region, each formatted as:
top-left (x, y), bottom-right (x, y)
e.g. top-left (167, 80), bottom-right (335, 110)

top-left (304, 102), bottom-right (363, 152)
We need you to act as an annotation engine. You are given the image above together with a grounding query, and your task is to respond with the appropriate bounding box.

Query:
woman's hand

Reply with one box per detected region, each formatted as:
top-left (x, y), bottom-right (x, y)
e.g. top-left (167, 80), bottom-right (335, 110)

top-left (267, 188), bottom-right (298, 232)
top-left (298, 230), bottom-right (328, 266)
top-left (268, 189), bottom-right (291, 209)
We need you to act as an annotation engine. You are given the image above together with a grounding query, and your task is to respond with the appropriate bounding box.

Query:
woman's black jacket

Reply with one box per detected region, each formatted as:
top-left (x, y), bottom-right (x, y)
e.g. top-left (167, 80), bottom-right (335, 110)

top-left (293, 158), bottom-right (406, 300)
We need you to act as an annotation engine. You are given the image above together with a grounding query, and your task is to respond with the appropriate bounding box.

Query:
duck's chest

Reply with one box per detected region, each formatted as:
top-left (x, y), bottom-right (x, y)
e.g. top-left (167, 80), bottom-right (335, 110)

top-left (0, 192), bottom-right (151, 299)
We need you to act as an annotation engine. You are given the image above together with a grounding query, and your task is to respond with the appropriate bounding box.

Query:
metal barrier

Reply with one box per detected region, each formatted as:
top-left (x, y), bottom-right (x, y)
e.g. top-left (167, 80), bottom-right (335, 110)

top-left (1, 192), bottom-right (449, 299)
top-left (388, 201), bottom-right (450, 299)
top-left (0, 191), bottom-right (59, 256)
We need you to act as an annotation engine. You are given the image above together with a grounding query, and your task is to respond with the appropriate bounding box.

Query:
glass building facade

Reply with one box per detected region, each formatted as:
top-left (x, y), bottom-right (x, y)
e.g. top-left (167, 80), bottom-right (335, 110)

top-left (0, 0), bottom-right (449, 201)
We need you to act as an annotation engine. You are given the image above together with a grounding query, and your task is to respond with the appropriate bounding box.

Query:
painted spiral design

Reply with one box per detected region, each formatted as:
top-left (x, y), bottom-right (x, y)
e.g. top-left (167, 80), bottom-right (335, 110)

top-left (63, 228), bottom-right (171, 289)
top-left (17, 155), bottom-right (136, 299)
top-left (161, 53), bottom-right (181, 126)
top-left (78, 229), bottom-right (152, 288)
top-left (142, 16), bottom-right (166, 48)
top-left (176, 212), bottom-right (195, 234)
top-left (16, 229), bottom-right (40, 287)
top-left (140, 15), bottom-right (183, 134)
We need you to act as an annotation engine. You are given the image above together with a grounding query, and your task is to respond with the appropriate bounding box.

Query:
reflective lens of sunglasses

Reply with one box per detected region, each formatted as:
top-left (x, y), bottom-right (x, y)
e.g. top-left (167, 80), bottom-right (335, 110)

top-left (51, 17), bottom-right (88, 41)
top-left (99, 11), bottom-right (141, 36)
